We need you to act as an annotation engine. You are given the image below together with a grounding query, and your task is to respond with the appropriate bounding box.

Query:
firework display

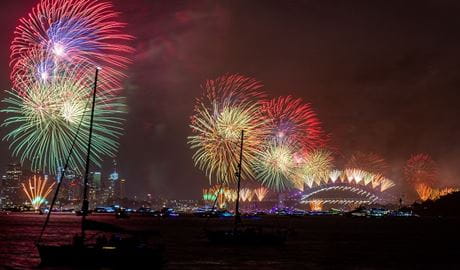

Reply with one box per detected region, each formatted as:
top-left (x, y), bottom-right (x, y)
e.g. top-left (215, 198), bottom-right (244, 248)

top-left (297, 149), bottom-right (334, 188)
top-left (309, 200), bottom-right (323, 211)
top-left (202, 188), bottom-right (217, 202)
top-left (414, 183), bottom-right (458, 201)
top-left (253, 141), bottom-right (298, 191)
top-left (253, 187), bottom-right (269, 202)
top-left (346, 152), bottom-right (389, 176)
top-left (22, 175), bottom-right (55, 209)
top-left (239, 188), bottom-right (253, 202)
top-left (189, 75), bottom-right (402, 199)
top-left (331, 169), bottom-right (395, 192)
top-left (188, 74), bottom-right (267, 185)
top-left (3, 0), bottom-right (132, 175)
top-left (224, 189), bottom-right (238, 202)
top-left (404, 154), bottom-right (438, 187)
top-left (260, 96), bottom-right (327, 150)
top-left (202, 185), bottom-right (269, 208)
top-left (403, 154), bottom-right (459, 201)
top-left (2, 65), bottom-right (125, 174)
top-left (10, 0), bottom-right (133, 95)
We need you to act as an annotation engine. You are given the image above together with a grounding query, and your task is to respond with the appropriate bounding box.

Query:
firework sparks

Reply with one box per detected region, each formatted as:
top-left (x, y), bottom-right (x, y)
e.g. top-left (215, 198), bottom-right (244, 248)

top-left (239, 188), bottom-right (253, 202)
top-left (22, 175), bottom-right (55, 209)
top-left (404, 153), bottom-right (438, 187)
top-left (329, 169), bottom-right (341, 183)
top-left (189, 74), bottom-right (267, 185)
top-left (308, 168), bottom-right (395, 193)
top-left (253, 141), bottom-right (298, 191)
top-left (297, 149), bottom-right (333, 187)
top-left (309, 200), bottom-right (323, 211)
top-left (224, 189), bottom-right (237, 202)
top-left (415, 183), bottom-right (458, 201)
top-left (260, 96), bottom-right (327, 150)
top-left (253, 187), bottom-right (269, 202)
top-left (2, 65), bottom-right (126, 174)
top-left (346, 152), bottom-right (388, 176)
top-left (202, 188), bottom-right (217, 202)
top-left (10, 0), bottom-right (133, 95)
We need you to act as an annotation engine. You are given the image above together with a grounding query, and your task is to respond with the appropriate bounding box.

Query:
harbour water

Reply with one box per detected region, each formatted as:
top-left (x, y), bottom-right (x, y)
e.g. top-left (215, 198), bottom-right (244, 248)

top-left (0, 213), bottom-right (459, 269)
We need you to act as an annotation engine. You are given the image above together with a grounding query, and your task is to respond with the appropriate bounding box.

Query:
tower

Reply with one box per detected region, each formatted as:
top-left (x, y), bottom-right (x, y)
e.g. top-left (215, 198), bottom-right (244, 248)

top-left (119, 179), bottom-right (126, 199)
top-left (108, 159), bottom-right (119, 200)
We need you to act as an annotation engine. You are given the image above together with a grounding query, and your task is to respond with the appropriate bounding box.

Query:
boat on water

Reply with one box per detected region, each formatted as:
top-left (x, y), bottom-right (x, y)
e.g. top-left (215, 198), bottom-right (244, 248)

top-left (36, 68), bottom-right (164, 268)
top-left (37, 230), bottom-right (163, 267)
top-left (204, 130), bottom-right (288, 246)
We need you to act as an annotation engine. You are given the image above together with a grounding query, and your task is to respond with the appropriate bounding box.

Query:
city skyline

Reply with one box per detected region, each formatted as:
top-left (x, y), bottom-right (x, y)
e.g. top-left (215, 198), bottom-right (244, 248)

top-left (1, 0), bottom-right (460, 199)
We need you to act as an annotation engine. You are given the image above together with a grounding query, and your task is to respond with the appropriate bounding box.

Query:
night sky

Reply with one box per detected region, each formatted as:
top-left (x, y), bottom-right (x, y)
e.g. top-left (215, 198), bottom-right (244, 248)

top-left (1, 0), bottom-right (460, 199)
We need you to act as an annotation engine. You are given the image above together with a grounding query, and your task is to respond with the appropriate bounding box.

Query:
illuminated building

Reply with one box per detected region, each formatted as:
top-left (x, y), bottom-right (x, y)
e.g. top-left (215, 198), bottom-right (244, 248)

top-left (119, 179), bottom-right (126, 199)
top-left (89, 172), bottom-right (102, 204)
top-left (1, 163), bottom-right (23, 206)
top-left (108, 160), bottom-right (119, 199)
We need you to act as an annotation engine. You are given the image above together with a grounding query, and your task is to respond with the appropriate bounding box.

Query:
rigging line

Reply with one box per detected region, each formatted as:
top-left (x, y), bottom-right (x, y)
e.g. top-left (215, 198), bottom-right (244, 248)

top-left (81, 68), bottom-right (99, 240)
top-left (204, 131), bottom-right (244, 229)
top-left (36, 77), bottom-right (94, 243)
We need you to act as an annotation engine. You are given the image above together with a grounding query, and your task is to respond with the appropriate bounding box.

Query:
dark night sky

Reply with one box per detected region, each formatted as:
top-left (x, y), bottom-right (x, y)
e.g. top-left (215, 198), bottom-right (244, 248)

top-left (1, 0), bottom-right (460, 199)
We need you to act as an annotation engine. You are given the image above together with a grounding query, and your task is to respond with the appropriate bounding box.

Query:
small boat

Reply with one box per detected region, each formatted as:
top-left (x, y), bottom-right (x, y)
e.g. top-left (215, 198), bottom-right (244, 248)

top-left (36, 68), bottom-right (164, 268)
top-left (205, 130), bottom-right (288, 246)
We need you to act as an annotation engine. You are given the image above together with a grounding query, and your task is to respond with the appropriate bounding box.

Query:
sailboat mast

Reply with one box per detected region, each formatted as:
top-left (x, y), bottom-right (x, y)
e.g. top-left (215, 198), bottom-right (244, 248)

top-left (234, 130), bottom-right (244, 228)
top-left (81, 67), bottom-right (99, 238)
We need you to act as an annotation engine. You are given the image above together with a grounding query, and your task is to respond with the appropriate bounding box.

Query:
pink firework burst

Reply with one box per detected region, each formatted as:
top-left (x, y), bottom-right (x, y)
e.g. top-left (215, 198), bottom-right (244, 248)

top-left (10, 0), bottom-right (133, 94)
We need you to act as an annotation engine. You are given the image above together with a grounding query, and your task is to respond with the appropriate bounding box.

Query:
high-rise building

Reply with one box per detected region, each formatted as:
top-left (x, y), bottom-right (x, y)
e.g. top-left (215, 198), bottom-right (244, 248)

top-left (57, 168), bottom-right (80, 204)
top-left (2, 163), bottom-right (23, 206)
top-left (0, 175), bottom-right (7, 207)
top-left (118, 178), bottom-right (126, 199)
top-left (89, 172), bottom-right (102, 205)
top-left (92, 172), bottom-right (102, 190)
top-left (108, 160), bottom-right (119, 200)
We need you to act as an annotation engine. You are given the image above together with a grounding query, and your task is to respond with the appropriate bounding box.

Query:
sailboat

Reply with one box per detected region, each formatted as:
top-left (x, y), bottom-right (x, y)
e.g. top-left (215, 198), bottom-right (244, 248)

top-left (35, 68), bottom-right (164, 267)
top-left (205, 130), bottom-right (288, 245)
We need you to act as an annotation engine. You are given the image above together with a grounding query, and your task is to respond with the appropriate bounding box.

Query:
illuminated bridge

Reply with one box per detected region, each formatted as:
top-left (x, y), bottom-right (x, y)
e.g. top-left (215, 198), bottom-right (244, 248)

top-left (296, 169), bottom-right (397, 209)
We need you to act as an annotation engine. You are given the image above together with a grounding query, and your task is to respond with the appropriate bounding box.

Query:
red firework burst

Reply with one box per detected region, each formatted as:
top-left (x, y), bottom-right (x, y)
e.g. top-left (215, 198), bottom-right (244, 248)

top-left (404, 153), bottom-right (438, 187)
top-left (260, 95), bottom-right (327, 151)
top-left (346, 151), bottom-right (389, 176)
